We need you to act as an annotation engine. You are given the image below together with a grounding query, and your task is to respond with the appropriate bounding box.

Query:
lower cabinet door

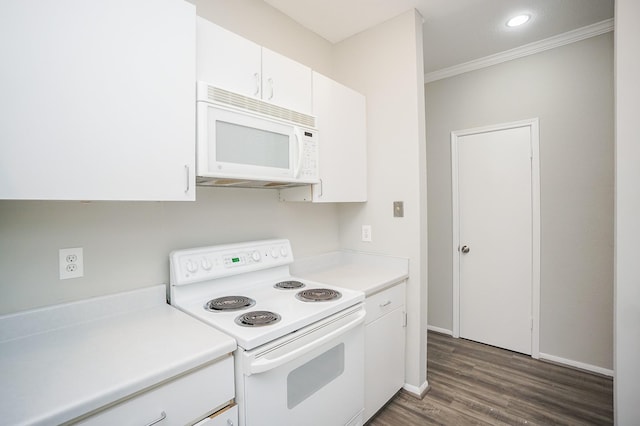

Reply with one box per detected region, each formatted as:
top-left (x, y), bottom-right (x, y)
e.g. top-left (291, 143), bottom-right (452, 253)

top-left (364, 308), bottom-right (406, 421)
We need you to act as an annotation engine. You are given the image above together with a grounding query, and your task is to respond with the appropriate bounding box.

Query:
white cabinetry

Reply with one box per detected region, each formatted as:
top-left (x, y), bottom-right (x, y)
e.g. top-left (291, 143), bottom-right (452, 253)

top-left (280, 72), bottom-right (367, 202)
top-left (0, 0), bottom-right (196, 201)
top-left (75, 357), bottom-right (236, 426)
top-left (363, 282), bottom-right (406, 422)
top-left (197, 17), bottom-right (312, 115)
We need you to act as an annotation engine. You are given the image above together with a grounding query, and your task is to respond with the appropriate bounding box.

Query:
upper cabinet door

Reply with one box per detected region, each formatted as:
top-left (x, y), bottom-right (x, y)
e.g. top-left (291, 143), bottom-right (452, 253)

top-left (261, 48), bottom-right (313, 115)
top-left (197, 17), bottom-right (262, 99)
top-left (196, 18), bottom-right (312, 116)
top-left (0, 0), bottom-right (195, 201)
top-left (311, 72), bottom-right (367, 202)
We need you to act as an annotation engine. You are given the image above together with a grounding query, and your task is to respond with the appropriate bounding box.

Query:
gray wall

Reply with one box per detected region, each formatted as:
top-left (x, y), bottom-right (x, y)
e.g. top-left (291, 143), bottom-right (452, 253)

top-left (332, 10), bottom-right (428, 391)
top-left (615, 0), bottom-right (640, 422)
top-left (0, 188), bottom-right (340, 314)
top-left (426, 33), bottom-right (614, 370)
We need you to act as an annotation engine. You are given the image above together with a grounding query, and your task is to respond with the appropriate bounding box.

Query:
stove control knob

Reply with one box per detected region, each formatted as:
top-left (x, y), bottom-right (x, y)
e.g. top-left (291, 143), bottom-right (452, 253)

top-left (185, 260), bottom-right (198, 273)
top-left (201, 258), bottom-right (212, 270)
top-left (270, 248), bottom-right (279, 258)
top-left (251, 251), bottom-right (261, 262)
top-left (280, 246), bottom-right (288, 257)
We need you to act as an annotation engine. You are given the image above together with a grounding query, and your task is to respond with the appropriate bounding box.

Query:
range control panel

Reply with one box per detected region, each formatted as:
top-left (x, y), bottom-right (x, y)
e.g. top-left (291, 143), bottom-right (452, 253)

top-left (170, 239), bottom-right (293, 285)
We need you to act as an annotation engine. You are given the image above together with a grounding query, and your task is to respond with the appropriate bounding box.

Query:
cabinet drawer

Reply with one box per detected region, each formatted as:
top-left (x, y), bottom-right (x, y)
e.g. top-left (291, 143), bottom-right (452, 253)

top-left (74, 356), bottom-right (234, 426)
top-left (194, 404), bottom-right (238, 426)
top-left (364, 282), bottom-right (406, 325)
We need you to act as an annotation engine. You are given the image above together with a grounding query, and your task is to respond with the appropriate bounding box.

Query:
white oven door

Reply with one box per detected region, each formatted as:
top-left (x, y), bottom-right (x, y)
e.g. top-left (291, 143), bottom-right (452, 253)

top-left (236, 305), bottom-right (365, 426)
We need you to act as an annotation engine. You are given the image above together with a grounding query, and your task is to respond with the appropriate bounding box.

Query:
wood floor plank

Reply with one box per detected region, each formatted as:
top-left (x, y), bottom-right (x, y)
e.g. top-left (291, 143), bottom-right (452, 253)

top-left (366, 331), bottom-right (613, 425)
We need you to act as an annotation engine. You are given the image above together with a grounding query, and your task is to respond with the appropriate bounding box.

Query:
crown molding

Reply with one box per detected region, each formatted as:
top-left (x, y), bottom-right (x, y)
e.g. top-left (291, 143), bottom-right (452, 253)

top-left (424, 18), bottom-right (614, 83)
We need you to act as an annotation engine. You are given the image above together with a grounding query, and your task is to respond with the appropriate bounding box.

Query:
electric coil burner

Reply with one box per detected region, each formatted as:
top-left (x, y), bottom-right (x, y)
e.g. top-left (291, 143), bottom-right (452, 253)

top-left (205, 295), bottom-right (255, 312)
top-left (274, 280), bottom-right (305, 290)
top-left (296, 288), bottom-right (342, 302)
top-left (235, 310), bottom-right (282, 327)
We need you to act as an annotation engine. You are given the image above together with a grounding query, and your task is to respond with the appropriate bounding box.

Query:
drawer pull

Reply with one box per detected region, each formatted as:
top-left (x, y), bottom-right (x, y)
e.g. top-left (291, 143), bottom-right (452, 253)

top-left (144, 411), bottom-right (166, 426)
top-left (379, 300), bottom-right (392, 308)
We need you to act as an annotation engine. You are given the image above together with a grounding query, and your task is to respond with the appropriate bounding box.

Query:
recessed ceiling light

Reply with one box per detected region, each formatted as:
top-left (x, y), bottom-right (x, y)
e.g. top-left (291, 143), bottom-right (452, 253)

top-left (506, 14), bottom-right (530, 27)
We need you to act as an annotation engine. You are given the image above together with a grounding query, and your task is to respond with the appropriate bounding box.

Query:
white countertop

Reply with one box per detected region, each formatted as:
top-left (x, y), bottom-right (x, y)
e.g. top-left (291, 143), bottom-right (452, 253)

top-left (291, 250), bottom-right (409, 296)
top-left (0, 285), bottom-right (236, 426)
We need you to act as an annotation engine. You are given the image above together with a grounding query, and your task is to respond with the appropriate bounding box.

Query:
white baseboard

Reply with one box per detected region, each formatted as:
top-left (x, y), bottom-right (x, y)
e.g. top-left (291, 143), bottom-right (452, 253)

top-left (427, 325), bottom-right (453, 336)
top-left (539, 352), bottom-right (614, 377)
top-left (403, 380), bottom-right (430, 398)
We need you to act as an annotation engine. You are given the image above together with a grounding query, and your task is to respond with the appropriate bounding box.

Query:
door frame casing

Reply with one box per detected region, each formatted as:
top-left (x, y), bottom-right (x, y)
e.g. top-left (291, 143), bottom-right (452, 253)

top-left (451, 118), bottom-right (540, 359)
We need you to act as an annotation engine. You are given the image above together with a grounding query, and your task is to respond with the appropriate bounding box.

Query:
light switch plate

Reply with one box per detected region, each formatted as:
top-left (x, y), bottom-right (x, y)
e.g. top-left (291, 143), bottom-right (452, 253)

top-left (393, 201), bottom-right (404, 217)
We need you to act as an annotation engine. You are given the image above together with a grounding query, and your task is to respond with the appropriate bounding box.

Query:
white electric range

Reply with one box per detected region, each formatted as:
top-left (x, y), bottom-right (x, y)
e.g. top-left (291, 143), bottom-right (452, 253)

top-left (169, 239), bottom-right (366, 426)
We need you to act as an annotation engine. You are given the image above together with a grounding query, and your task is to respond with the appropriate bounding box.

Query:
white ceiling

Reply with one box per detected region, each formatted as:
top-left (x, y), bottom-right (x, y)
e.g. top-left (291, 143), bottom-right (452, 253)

top-left (263, 0), bottom-right (614, 73)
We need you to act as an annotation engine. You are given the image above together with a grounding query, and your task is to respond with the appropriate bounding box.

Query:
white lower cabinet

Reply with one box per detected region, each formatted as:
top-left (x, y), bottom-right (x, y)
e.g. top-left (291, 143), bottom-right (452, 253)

top-left (74, 356), bottom-right (235, 426)
top-left (363, 282), bottom-right (407, 422)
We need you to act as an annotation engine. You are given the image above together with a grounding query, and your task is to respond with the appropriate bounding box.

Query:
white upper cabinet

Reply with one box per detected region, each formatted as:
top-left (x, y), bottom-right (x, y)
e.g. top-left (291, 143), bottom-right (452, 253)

top-left (196, 17), bottom-right (262, 99)
top-left (196, 17), bottom-right (312, 115)
top-left (0, 0), bottom-right (196, 201)
top-left (280, 72), bottom-right (367, 203)
top-left (261, 48), bottom-right (313, 114)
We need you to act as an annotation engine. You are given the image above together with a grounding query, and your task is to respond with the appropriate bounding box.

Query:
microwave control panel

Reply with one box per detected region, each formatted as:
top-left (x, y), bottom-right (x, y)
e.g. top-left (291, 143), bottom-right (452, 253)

top-left (300, 130), bottom-right (319, 180)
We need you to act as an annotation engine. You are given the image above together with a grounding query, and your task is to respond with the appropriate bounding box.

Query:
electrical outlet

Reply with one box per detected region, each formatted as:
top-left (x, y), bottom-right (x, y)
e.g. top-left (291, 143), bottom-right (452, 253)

top-left (59, 247), bottom-right (84, 280)
top-left (361, 225), bottom-right (372, 242)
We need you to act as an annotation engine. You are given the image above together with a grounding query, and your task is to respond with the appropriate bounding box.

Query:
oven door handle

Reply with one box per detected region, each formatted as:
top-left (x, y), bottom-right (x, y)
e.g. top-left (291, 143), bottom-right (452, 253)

top-left (246, 309), bottom-right (366, 375)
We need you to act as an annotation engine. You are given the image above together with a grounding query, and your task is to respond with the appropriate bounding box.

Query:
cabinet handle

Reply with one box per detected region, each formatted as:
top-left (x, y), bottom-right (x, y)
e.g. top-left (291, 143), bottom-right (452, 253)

top-left (380, 300), bottom-right (391, 308)
top-left (318, 179), bottom-right (323, 197)
top-left (227, 420), bottom-right (234, 426)
top-left (144, 411), bottom-right (166, 426)
top-left (267, 78), bottom-right (274, 100)
top-left (184, 165), bottom-right (190, 194)
top-left (253, 72), bottom-right (260, 96)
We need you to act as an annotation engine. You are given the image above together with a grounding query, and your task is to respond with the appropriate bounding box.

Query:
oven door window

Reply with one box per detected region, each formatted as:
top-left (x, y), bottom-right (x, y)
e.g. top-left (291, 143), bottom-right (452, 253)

top-left (287, 343), bottom-right (344, 409)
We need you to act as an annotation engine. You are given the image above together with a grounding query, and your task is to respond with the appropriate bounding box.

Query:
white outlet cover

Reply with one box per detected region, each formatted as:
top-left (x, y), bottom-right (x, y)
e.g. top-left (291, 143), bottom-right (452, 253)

top-left (59, 247), bottom-right (84, 280)
top-left (361, 225), bottom-right (372, 242)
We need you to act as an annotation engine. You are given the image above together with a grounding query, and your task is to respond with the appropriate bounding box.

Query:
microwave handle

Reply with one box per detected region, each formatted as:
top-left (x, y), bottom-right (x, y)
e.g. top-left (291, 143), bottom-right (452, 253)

top-left (294, 129), bottom-right (304, 178)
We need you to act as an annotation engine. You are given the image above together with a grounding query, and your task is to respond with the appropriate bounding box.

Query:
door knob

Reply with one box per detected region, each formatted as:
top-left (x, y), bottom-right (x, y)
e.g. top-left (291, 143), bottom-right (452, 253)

top-left (461, 245), bottom-right (470, 254)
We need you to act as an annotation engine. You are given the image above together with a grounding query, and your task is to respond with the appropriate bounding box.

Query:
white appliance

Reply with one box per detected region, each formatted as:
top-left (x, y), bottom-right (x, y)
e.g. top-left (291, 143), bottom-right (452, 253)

top-left (196, 82), bottom-right (319, 188)
top-left (169, 239), bottom-right (366, 426)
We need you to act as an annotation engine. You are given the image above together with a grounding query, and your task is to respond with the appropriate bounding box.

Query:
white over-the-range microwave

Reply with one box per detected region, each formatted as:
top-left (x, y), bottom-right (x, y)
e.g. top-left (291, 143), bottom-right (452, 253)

top-left (196, 81), bottom-right (319, 188)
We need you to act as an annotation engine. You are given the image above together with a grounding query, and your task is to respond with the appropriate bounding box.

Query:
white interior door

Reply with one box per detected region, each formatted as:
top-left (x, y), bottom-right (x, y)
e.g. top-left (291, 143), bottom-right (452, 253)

top-left (453, 122), bottom-right (537, 355)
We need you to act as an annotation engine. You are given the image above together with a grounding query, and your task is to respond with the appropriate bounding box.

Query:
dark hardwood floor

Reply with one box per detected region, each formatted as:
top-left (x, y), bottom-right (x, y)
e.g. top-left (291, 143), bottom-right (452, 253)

top-left (367, 331), bottom-right (613, 425)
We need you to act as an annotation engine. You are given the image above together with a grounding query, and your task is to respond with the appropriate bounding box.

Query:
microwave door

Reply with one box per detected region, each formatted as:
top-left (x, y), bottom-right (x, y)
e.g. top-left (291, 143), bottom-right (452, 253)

top-left (203, 105), bottom-right (296, 180)
top-left (215, 121), bottom-right (290, 171)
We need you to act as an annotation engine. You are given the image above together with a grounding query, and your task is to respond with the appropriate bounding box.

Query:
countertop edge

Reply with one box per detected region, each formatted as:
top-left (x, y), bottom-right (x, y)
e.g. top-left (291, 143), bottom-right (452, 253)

top-left (292, 250), bottom-right (410, 296)
top-left (1, 287), bottom-right (237, 426)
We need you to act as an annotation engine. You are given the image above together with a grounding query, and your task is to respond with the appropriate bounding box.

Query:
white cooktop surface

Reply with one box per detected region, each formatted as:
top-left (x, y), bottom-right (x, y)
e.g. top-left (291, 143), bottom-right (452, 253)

top-left (173, 275), bottom-right (364, 350)
top-left (169, 239), bottom-right (365, 350)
